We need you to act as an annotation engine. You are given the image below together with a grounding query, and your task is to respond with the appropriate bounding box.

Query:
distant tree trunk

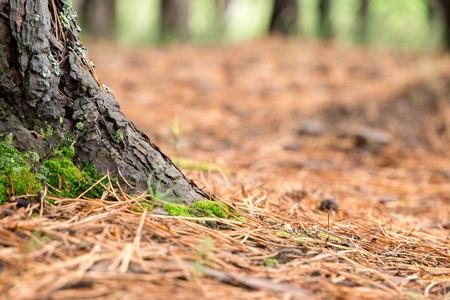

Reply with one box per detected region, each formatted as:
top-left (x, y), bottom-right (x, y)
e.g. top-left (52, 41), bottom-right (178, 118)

top-left (318, 0), bottom-right (332, 38)
top-left (160, 0), bottom-right (190, 42)
top-left (356, 0), bottom-right (370, 44)
top-left (216, 0), bottom-right (231, 16)
top-left (0, 0), bottom-right (208, 203)
top-left (439, 0), bottom-right (450, 48)
top-left (269, 0), bottom-right (299, 36)
top-left (78, 0), bottom-right (116, 38)
top-left (215, 0), bottom-right (231, 36)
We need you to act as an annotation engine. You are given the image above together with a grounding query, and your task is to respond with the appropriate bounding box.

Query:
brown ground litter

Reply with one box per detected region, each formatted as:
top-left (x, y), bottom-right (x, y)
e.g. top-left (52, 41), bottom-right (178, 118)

top-left (1, 38), bottom-right (450, 299)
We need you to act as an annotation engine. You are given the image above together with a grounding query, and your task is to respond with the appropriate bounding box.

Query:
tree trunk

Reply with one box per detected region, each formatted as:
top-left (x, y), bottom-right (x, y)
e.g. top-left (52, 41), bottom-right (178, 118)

top-left (439, 0), bottom-right (450, 48)
top-left (318, 0), bottom-right (332, 38)
top-left (0, 0), bottom-right (208, 203)
top-left (215, 0), bottom-right (230, 36)
top-left (269, 0), bottom-right (299, 36)
top-left (356, 0), bottom-right (369, 44)
top-left (160, 0), bottom-right (190, 42)
top-left (78, 0), bottom-right (116, 38)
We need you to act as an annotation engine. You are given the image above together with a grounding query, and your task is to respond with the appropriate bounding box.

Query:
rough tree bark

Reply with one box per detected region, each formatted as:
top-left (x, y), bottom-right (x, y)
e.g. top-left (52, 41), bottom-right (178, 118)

top-left (160, 0), bottom-right (190, 42)
top-left (269, 0), bottom-right (299, 36)
top-left (0, 0), bottom-right (208, 203)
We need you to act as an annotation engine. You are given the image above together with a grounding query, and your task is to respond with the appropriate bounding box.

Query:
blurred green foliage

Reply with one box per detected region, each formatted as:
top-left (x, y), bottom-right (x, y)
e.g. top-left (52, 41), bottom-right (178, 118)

top-left (76, 0), bottom-right (445, 50)
top-left (115, 0), bottom-right (160, 44)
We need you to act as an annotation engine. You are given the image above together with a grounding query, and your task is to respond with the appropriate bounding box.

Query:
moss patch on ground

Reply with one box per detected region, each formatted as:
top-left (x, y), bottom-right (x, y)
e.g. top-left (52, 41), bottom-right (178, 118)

top-left (163, 200), bottom-right (233, 219)
top-left (0, 134), bottom-right (112, 204)
top-left (38, 146), bottom-right (111, 199)
top-left (0, 134), bottom-right (42, 204)
top-left (133, 201), bottom-right (155, 213)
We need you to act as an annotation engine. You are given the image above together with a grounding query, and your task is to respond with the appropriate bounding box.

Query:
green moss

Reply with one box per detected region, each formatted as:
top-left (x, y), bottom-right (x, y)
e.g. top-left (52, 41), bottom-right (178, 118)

top-left (115, 129), bottom-right (124, 143)
top-left (0, 168), bottom-right (42, 204)
top-left (29, 152), bottom-right (40, 163)
top-left (133, 201), bottom-right (155, 212)
top-left (162, 200), bottom-right (233, 219)
top-left (263, 258), bottom-right (279, 267)
top-left (317, 231), bottom-right (342, 242)
top-left (0, 135), bottom-right (42, 204)
top-left (276, 231), bottom-right (291, 238)
top-left (0, 135), bottom-right (120, 204)
top-left (193, 200), bottom-right (231, 219)
top-left (46, 125), bottom-right (53, 137)
top-left (163, 203), bottom-right (197, 217)
top-left (75, 122), bottom-right (84, 131)
top-left (39, 147), bottom-right (112, 199)
top-left (0, 134), bottom-right (27, 171)
top-left (276, 228), bottom-right (302, 239)
top-left (265, 218), bottom-right (277, 225)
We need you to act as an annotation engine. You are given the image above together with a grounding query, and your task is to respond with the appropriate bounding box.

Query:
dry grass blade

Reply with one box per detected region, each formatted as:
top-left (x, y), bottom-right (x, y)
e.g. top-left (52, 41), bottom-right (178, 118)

top-left (75, 174), bottom-right (108, 200)
top-left (50, 0), bottom-right (66, 43)
top-left (199, 266), bottom-right (314, 299)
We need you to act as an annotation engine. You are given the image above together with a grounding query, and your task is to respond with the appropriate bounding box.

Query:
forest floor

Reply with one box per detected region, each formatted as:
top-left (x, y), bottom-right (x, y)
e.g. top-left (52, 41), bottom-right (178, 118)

top-left (1, 38), bottom-right (450, 299)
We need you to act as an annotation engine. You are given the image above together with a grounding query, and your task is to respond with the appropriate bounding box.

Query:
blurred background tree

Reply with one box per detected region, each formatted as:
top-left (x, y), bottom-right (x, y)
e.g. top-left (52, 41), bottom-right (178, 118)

top-left (317, 0), bottom-right (332, 38)
top-left (160, 0), bottom-right (191, 42)
top-left (357, 0), bottom-right (370, 44)
top-left (77, 0), bottom-right (116, 38)
top-left (269, 0), bottom-right (299, 36)
top-left (72, 0), bottom-right (449, 50)
top-left (439, 0), bottom-right (450, 47)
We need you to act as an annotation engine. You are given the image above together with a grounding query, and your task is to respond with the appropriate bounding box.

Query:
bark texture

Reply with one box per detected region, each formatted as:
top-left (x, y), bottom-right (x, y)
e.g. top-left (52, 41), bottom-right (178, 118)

top-left (0, 0), bottom-right (208, 203)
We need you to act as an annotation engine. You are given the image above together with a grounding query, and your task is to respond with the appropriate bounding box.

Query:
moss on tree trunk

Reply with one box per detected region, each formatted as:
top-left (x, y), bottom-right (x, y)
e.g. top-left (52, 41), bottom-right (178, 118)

top-left (0, 0), bottom-right (208, 203)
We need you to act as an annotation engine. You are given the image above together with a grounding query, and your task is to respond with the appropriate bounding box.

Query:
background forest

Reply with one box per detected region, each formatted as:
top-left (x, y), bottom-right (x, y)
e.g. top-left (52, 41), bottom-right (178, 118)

top-left (2, 0), bottom-right (450, 299)
top-left (73, 0), bottom-right (449, 50)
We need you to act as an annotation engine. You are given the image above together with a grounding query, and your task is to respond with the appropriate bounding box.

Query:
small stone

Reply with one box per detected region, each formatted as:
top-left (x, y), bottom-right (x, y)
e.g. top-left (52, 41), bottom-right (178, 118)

top-left (354, 126), bottom-right (392, 149)
top-left (441, 170), bottom-right (450, 178)
top-left (378, 195), bottom-right (399, 203)
top-left (283, 189), bottom-right (307, 202)
top-left (298, 119), bottom-right (326, 136)
top-left (283, 143), bottom-right (302, 151)
top-left (442, 220), bottom-right (450, 229)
